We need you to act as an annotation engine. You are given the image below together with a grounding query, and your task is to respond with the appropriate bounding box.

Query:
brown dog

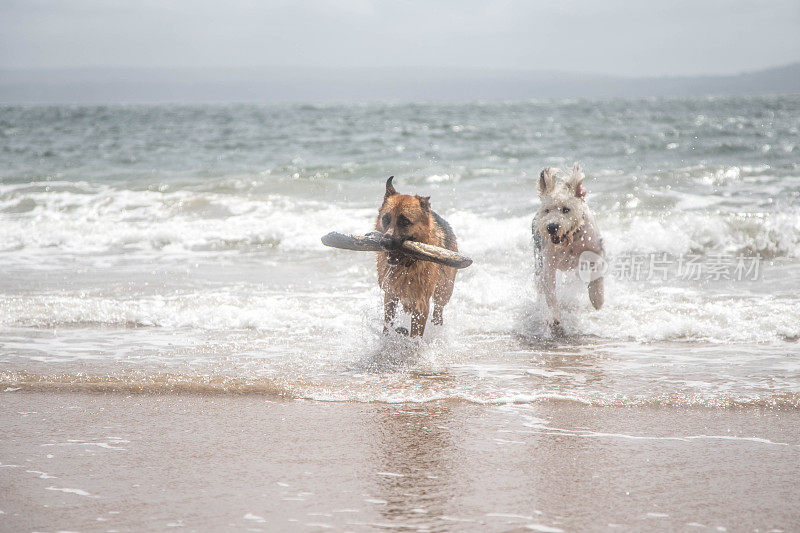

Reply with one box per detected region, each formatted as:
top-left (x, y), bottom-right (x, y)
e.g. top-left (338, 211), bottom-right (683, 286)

top-left (376, 177), bottom-right (458, 337)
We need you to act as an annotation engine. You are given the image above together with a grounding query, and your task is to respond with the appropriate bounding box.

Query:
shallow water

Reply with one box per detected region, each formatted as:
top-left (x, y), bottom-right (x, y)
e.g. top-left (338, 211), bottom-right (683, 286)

top-left (1, 96), bottom-right (799, 408)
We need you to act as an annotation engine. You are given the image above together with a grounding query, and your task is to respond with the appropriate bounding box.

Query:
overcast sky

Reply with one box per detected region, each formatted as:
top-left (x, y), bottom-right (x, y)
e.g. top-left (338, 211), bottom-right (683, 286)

top-left (1, 0), bottom-right (799, 77)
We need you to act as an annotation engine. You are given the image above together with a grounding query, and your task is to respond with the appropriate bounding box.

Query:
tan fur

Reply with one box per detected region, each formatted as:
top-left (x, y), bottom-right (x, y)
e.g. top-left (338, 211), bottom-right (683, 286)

top-left (376, 179), bottom-right (458, 337)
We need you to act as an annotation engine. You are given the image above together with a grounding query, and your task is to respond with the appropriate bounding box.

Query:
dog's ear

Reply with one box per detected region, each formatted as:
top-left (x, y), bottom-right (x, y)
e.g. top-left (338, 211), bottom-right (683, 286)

top-left (566, 163), bottom-right (586, 199)
top-left (416, 195), bottom-right (431, 213)
top-left (384, 176), bottom-right (397, 199)
top-left (538, 168), bottom-right (557, 196)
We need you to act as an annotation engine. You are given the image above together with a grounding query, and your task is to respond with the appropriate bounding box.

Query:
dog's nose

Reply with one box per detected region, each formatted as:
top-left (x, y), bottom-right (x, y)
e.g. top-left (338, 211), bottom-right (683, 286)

top-left (382, 231), bottom-right (402, 250)
top-left (546, 222), bottom-right (559, 235)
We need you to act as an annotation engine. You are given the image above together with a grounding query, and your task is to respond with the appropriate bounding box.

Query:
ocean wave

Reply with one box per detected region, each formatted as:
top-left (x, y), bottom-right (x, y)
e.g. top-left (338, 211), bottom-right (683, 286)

top-left (1, 181), bottom-right (798, 260)
top-left (598, 211), bottom-right (800, 258)
top-left (1, 278), bottom-right (798, 344)
top-left (3, 370), bottom-right (799, 409)
top-left (0, 181), bottom-right (373, 256)
top-left (0, 370), bottom-right (293, 396)
top-left (0, 291), bottom-right (365, 332)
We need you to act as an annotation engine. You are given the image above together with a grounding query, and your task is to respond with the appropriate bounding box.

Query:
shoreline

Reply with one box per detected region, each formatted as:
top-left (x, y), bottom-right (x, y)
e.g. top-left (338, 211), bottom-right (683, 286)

top-left (2, 390), bottom-right (798, 531)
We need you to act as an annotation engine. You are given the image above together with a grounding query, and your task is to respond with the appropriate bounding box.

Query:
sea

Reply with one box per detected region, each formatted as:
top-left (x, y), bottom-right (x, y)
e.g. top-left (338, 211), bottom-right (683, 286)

top-left (1, 95), bottom-right (799, 408)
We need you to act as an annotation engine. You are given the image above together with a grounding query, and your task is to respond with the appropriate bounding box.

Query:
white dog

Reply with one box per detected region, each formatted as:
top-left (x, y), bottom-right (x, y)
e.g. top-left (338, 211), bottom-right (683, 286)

top-left (532, 164), bottom-right (605, 327)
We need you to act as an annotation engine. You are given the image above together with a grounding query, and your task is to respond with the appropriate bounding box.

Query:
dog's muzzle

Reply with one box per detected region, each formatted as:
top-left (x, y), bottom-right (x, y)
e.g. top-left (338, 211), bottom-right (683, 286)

top-left (546, 223), bottom-right (562, 244)
top-left (387, 252), bottom-right (403, 266)
top-left (382, 234), bottom-right (414, 267)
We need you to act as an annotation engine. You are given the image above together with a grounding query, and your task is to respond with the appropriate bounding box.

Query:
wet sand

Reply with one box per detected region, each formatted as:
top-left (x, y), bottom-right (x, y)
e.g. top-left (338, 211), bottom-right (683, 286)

top-left (1, 391), bottom-right (798, 532)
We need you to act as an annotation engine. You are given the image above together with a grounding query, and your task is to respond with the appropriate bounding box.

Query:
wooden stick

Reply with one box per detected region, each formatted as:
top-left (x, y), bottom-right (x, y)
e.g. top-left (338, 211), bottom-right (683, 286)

top-left (321, 231), bottom-right (473, 269)
top-left (320, 231), bottom-right (386, 252)
top-left (400, 240), bottom-right (473, 269)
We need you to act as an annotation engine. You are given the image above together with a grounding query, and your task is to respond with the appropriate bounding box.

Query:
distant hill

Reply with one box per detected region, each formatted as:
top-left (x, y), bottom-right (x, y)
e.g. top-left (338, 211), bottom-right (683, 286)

top-left (1, 63), bottom-right (798, 103)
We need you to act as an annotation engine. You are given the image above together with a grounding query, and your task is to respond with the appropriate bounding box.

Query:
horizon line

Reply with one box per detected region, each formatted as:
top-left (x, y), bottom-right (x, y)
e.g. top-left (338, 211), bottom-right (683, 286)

top-left (1, 61), bottom-right (798, 80)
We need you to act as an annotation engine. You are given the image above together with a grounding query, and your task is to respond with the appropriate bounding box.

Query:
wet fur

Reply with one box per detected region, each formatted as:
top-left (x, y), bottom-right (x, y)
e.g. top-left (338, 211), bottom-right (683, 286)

top-left (532, 164), bottom-right (605, 327)
top-left (376, 178), bottom-right (458, 337)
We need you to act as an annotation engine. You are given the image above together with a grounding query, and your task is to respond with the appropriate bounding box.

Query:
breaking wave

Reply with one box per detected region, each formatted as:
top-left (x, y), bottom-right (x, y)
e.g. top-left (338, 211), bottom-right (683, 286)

top-left (1, 178), bottom-right (798, 263)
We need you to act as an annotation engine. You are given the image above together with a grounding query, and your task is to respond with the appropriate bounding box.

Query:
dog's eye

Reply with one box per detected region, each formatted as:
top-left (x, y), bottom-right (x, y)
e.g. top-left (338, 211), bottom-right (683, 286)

top-left (382, 214), bottom-right (391, 227)
top-left (561, 207), bottom-right (570, 214)
top-left (544, 209), bottom-right (550, 214)
top-left (397, 215), bottom-right (411, 227)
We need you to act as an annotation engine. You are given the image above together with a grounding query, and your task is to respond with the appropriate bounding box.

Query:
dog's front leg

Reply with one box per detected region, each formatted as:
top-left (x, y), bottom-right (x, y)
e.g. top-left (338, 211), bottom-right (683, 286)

top-left (410, 304), bottom-right (430, 337)
top-left (432, 304), bottom-right (444, 326)
top-left (588, 276), bottom-right (604, 310)
top-left (383, 292), bottom-right (398, 334)
top-left (538, 265), bottom-right (560, 325)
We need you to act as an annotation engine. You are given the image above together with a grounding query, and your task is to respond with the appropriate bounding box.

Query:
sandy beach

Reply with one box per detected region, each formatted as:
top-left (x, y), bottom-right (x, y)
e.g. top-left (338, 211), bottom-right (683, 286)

top-left (2, 390), bottom-right (798, 532)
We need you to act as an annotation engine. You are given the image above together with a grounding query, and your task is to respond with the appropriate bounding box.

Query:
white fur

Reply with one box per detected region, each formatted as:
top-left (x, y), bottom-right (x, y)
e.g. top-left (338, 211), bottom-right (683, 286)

top-left (532, 163), bottom-right (604, 327)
